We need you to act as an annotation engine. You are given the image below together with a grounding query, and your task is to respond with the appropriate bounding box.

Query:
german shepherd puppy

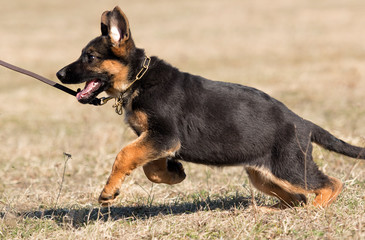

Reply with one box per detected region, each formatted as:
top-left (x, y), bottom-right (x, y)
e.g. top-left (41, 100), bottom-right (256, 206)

top-left (57, 6), bottom-right (364, 209)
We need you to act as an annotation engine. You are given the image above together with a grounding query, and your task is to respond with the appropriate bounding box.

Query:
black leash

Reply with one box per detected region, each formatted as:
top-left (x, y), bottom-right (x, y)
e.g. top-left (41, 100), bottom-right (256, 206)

top-left (0, 59), bottom-right (105, 105)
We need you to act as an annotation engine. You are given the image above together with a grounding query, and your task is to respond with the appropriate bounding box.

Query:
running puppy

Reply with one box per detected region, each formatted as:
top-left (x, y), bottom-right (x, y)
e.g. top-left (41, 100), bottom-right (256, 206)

top-left (57, 6), bottom-right (364, 209)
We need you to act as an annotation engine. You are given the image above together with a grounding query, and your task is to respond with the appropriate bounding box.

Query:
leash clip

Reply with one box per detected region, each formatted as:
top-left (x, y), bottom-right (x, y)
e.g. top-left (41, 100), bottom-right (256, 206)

top-left (96, 96), bottom-right (123, 115)
top-left (112, 96), bottom-right (124, 115)
top-left (99, 96), bottom-right (114, 105)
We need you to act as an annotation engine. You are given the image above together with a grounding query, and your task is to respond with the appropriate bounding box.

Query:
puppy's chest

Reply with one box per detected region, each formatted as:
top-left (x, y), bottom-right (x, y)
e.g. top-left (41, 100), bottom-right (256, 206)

top-left (122, 90), bottom-right (149, 135)
top-left (125, 110), bottom-right (149, 135)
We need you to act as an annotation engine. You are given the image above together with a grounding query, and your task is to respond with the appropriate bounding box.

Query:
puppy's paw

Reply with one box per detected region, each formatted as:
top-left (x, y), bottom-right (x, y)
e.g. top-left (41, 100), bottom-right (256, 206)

top-left (167, 159), bottom-right (186, 180)
top-left (98, 189), bottom-right (120, 206)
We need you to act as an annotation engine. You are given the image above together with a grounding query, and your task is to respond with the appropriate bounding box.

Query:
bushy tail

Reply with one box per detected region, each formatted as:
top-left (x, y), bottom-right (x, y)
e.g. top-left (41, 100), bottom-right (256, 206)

top-left (311, 124), bottom-right (365, 159)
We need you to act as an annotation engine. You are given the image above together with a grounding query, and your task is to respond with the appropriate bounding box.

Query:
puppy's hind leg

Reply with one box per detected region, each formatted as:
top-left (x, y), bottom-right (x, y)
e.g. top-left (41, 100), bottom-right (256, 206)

top-left (312, 176), bottom-right (343, 207)
top-left (246, 167), bottom-right (308, 209)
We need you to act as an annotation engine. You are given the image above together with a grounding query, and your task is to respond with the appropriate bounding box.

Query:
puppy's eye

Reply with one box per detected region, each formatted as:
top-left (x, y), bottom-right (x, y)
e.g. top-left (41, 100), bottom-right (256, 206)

top-left (86, 53), bottom-right (97, 63)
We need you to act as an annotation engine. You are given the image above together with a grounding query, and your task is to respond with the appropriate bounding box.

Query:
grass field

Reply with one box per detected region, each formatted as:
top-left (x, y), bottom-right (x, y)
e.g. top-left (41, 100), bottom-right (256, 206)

top-left (1, 0), bottom-right (365, 239)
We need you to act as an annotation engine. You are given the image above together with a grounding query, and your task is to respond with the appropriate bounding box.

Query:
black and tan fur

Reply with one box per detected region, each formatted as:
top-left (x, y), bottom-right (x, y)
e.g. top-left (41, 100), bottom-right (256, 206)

top-left (57, 6), bottom-right (364, 209)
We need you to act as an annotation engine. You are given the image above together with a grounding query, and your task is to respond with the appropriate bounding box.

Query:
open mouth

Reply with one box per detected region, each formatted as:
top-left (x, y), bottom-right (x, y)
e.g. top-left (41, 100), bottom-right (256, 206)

top-left (76, 79), bottom-right (107, 104)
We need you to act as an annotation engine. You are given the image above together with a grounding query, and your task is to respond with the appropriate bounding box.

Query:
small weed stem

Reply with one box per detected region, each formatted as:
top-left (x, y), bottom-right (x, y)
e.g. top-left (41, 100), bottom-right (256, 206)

top-left (54, 152), bottom-right (71, 208)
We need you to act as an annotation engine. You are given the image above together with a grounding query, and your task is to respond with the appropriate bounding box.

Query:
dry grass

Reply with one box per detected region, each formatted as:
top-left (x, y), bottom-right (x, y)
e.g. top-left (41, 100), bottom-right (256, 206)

top-left (1, 0), bottom-right (365, 239)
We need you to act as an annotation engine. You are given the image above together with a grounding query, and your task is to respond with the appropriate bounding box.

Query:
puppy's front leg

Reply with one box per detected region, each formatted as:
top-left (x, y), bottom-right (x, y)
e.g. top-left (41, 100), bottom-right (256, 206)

top-left (98, 133), bottom-right (159, 205)
top-left (143, 158), bottom-right (186, 185)
top-left (98, 132), bottom-right (181, 206)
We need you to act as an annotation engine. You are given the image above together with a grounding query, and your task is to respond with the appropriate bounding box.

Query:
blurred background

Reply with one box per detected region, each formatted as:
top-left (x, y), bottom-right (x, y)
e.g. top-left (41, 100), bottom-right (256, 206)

top-left (0, 0), bottom-right (364, 220)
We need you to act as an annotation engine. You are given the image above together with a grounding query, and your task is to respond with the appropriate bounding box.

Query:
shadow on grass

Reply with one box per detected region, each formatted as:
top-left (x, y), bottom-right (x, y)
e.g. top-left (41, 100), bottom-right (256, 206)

top-left (3, 194), bottom-right (257, 228)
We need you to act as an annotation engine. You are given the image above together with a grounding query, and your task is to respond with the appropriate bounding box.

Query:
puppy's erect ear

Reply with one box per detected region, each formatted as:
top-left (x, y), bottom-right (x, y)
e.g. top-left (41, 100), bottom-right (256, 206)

top-left (101, 11), bottom-right (110, 36)
top-left (100, 6), bottom-right (130, 47)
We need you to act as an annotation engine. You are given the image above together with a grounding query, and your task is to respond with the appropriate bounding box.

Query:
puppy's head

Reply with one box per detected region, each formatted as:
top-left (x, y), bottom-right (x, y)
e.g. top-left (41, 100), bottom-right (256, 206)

top-left (56, 6), bottom-right (136, 104)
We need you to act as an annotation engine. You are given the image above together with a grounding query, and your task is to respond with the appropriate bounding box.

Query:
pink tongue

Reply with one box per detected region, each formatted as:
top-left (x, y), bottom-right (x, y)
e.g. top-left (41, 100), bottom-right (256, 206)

top-left (76, 79), bottom-right (102, 101)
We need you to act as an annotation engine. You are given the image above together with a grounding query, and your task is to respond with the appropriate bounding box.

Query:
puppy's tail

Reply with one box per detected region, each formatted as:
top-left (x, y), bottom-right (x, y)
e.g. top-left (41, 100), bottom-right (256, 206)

top-left (311, 123), bottom-right (365, 159)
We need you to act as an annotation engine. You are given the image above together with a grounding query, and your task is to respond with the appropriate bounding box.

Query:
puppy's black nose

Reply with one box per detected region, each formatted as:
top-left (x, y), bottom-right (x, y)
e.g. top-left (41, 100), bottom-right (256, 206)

top-left (56, 67), bottom-right (66, 81)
